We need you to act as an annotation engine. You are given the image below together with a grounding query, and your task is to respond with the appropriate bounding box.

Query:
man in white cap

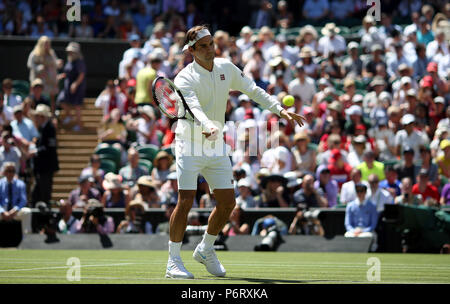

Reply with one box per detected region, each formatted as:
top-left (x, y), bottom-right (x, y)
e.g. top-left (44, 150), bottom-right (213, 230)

top-left (394, 113), bottom-right (429, 162)
top-left (165, 25), bottom-right (305, 280)
top-left (342, 41), bottom-right (363, 78)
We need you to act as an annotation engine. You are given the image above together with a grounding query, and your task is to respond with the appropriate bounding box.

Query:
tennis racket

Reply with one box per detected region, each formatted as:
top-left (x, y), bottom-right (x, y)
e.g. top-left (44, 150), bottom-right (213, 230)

top-left (152, 76), bottom-right (212, 136)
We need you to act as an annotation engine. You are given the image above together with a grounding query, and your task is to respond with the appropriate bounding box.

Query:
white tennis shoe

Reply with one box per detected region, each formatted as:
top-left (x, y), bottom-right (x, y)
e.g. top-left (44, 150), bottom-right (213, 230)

top-left (193, 245), bottom-right (226, 277)
top-left (165, 256), bottom-right (194, 279)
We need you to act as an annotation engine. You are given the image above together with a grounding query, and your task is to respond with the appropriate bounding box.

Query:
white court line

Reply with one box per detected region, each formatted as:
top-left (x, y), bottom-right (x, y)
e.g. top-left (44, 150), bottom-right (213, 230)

top-left (0, 263), bottom-right (136, 273)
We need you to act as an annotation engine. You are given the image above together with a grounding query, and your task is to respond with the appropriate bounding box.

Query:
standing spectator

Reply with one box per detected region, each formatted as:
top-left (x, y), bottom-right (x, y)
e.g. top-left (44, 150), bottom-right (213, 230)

top-left (344, 184), bottom-right (378, 239)
top-left (30, 104), bottom-right (59, 205)
top-left (58, 199), bottom-right (80, 234)
top-left (68, 175), bottom-right (101, 209)
top-left (58, 42), bottom-right (86, 132)
top-left (395, 177), bottom-right (421, 206)
top-left (412, 168), bottom-right (440, 201)
top-left (26, 36), bottom-right (58, 111)
top-left (2, 78), bottom-right (22, 109)
top-left (119, 147), bottom-right (148, 188)
top-left (0, 162), bottom-right (31, 234)
top-left (250, 0), bottom-right (275, 29)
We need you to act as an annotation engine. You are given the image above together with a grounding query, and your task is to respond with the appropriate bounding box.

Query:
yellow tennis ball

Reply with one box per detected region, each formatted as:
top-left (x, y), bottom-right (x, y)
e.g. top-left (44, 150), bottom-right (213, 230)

top-left (282, 95), bottom-right (295, 107)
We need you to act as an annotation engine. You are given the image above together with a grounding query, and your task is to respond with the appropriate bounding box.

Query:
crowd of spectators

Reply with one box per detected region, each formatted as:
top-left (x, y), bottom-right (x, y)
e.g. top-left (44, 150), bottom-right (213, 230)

top-left (0, 1), bottom-right (449, 244)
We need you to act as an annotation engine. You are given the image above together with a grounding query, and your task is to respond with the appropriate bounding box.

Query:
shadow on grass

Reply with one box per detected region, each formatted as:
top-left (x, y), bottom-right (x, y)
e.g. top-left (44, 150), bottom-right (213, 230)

top-left (215, 277), bottom-right (354, 284)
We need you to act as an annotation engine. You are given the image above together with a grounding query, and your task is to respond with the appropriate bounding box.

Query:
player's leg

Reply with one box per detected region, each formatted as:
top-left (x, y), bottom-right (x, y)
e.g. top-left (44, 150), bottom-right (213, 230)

top-left (205, 188), bottom-right (236, 236)
top-left (169, 190), bottom-right (196, 242)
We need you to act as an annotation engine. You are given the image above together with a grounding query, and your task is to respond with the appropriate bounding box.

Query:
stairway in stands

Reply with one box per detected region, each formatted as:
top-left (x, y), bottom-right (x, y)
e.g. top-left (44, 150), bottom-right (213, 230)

top-left (52, 98), bottom-right (102, 202)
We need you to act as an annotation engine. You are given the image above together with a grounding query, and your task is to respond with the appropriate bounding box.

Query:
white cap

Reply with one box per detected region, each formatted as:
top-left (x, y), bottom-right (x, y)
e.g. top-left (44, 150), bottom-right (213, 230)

top-left (238, 94), bottom-right (250, 102)
top-left (379, 91), bottom-right (392, 101)
top-left (346, 105), bottom-right (362, 116)
top-left (352, 94), bottom-right (364, 103)
top-left (274, 146), bottom-right (289, 160)
top-left (348, 41), bottom-right (359, 50)
top-left (401, 76), bottom-right (412, 86)
top-left (401, 114), bottom-right (415, 125)
top-left (237, 178), bottom-right (251, 188)
top-left (182, 28), bottom-right (212, 52)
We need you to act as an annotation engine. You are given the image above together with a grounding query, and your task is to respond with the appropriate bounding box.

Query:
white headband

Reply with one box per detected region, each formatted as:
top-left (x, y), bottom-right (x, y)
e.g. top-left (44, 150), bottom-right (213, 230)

top-left (182, 29), bottom-right (211, 52)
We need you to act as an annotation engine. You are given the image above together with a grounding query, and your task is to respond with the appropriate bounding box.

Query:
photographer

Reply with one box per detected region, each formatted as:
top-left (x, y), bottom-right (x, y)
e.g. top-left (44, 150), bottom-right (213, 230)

top-left (58, 199), bottom-right (80, 234)
top-left (116, 200), bottom-right (152, 234)
top-left (76, 199), bottom-right (114, 234)
top-left (0, 131), bottom-right (23, 175)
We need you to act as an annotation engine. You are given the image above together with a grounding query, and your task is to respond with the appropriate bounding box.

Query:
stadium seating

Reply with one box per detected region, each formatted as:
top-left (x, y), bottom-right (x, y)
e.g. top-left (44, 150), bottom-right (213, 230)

top-left (95, 146), bottom-right (122, 169)
top-left (138, 158), bottom-right (153, 173)
top-left (12, 79), bottom-right (30, 99)
top-left (137, 144), bottom-right (159, 162)
top-left (100, 159), bottom-right (117, 174)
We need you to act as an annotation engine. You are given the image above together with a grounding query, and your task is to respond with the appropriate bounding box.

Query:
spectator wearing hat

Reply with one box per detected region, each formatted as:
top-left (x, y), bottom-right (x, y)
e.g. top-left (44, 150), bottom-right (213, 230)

top-left (160, 171), bottom-right (178, 207)
top-left (10, 103), bottom-right (39, 150)
top-left (81, 154), bottom-right (105, 193)
top-left (392, 76), bottom-right (415, 105)
top-left (267, 33), bottom-right (298, 66)
top-left (298, 46), bottom-right (319, 79)
top-left (317, 23), bottom-right (346, 58)
top-left (344, 105), bottom-right (371, 136)
top-left (339, 78), bottom-right (357, 110)
top-left (119, 147), bottom-right (149, 188)
top-left (26, 36), bottom-right (58, 110)
top-left (58, 199), bottom-right (81, 234)
top-left (298, 25), bottom-right (319, 53)
top-left (415, 145), bottom-right (439, 185)
top-left (436, 139), bottom-right (450, 179)
top-left (360, 25), bottom-right (384, 55)
top-left (128, 105), bottom-right (159, 146)
top-left (236, 26), bottom-right (254, 53)
top-left (369, 91), bottom-right (390, 127)
top-left (425, 61), bottom-right (447, 97)
top-left (412, 168), bottom-right (440, 201)
top-left (151, 151), bottom-right (173, 188)
top-left (265, 55), bottom-right (291, 86)
top-left (363, 77), bottom-right (387, 110)
top-left (430, 126), bottom-right (449, 158)
top-left (229, 94), bottom-right (261, 122)
top-left (317, 132), bottom-right (348, 166)
top-left (292, 131), bottom-right (317, 175)
top-left (357, 151), bottom-right (385, 182)
top-left (430, 96), bottom-right (447, 132)
top-left (76, 199), bottom-right (115, 234)
top-left (328, 148), bottom-right (352, 188)
top-left (254, 174), bottom-right (289, 208)
top-left (367, 173), bottom-right (393, 214)
top-left (235, 178), bottom-right (256, 208)
top-left (302, 0), bottom-right (329, 22)
top-left (28, 78), bottom-right (50, 108)
top-left (344, 183), bottom-right (378, 239)
top-left (30, 104), bottom-right (59, 206)
top-left (401, 88), bottom-right (418, 115)
top-left (95, 80), bottom-right (127, 118)
top-left (342, 42), bottom-right (363, 78)
top-left (412, 44), bottom-right (430, 80)
top-left (288, 62), bottom-right (316, 106)
top-left (68, 175), bottom-right (101, 209)
top-left (362, 44), bottom-right (386, 79)
top-left (58, 42), bottom-right (86, 131)
top-left (117, 199), bottom-right (153, 234)
top-left (118, 43), bottom-right (145, 79)
top-left (101, 172), bottom-right (130, 208)
top-left (395, 113), bottom-right (429, 162)
top-left (257, 26), bottom-right (275, 62)
top-left (312, 78), bottom-right (334, 106)
top-left (132, 176), bottom-right (161, 208)
top-left (426, 27), bottom-right (448, 61)
top-left (369, 116), bottom-right (396, 162)
top-left (222, 205), bottom-right (250, 236)
top-left (0, 162), bottom-right (31, 234)
top-left (314, 165), bottom-right (338, 207)
top-left (347, 135), bottom-right (369, 168)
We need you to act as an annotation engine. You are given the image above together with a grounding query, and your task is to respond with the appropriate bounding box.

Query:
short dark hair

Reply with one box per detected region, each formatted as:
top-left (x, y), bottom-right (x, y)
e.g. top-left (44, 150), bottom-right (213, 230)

top-left (184, 25), bottom-right (210, 50)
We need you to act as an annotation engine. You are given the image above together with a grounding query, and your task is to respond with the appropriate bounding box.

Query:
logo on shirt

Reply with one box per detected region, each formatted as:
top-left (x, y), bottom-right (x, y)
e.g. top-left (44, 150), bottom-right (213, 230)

top-left (220, 74), bottom-right (225, 81)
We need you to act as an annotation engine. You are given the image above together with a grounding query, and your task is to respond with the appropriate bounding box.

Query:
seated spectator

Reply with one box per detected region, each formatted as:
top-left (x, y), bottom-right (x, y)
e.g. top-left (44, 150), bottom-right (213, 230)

top-left (199, 191), bottom-right (217, 208)
top-left (76, 199), bottom-right (115, 234)
top-left (415, 145), bottom-right (439, 185)
top-left (328, 148), bottom-right (352, 188)
top-left (317, 133), bottom-right (348, 166)
top-left (317, 23), bottom-right (346, 57)
top-left (155, 202), bottom-right (177, 234)
top-left (0, 162), bottom-right (31, 234)
top-left (101, 173), bottom-right (130, 208)
top-left (0, 92), bottom-right (14, 127)
top-left (314, 166), bottom-right (338, 207)
top-left (254, 174), bottom-right (289, 207)
top-left (116, 200), bottom-right (152, 234)
top-left (357, 151), bottom-right (386, 182)
top-left (395, 177), bottom-right (421, 206)
top-left (318, 119), bottom-right (346, 153)
top-left (440, 183), bottom-right (450, 206)
top-left (95, 79), bottom-right (127, 117)
top-left (368, 118), bottom-right (396, 162)
top-left (236, 178), bottom-right (257, 209)
top-left (395, 146), bottom-right (417, 183)
top-left (28, 78), bottom-right (50, 107)
top-left (291, 131), bottom-right (316, 175)
top-left (0, 131), bottom-right (23, 174)
top-left (68, 175), bottom-right (101, 209)
top-left (436, 139), bottom-right (450, 179)
top-left (412, 168), bottom-right (440, 202)
top-left (57, 199), bottom-right (80, 234)
top-left (151, 151), bottom-right (173, 188)
top-left (367, 173), bottom-right (394, 213)
top-left (10, 104), bottom-right (39, 152)
top-left (342, 41), bottom-right (363, 78)
top-left (132, 175), bottom-right (161, 208)
top-left (340, 168), bottom-right (369, 205)
top-left (293, 173), bottom-right (327, 209)
top-left (379, 166), bottom-right (401, 198)
top-left (395, 114), bottom-right (429, 163)
top-left (222, 205), bottom-right (249, 236)
top-left (81, 154), bottom-right (105, 192)
top-left (129, 105), bottom-right (159, 146)
top-left (347, 135), bottom-right (368, 168)
top-left (97, 108), bottom-right (127, 151)
top-left (119, 147), bottom-right (148, 187)
top-left (160, 171), bottom-right (178, 207)
top-left (2, 78), bottom-right (22, 108)
top-left (344, 184), bottom-right (378, 239)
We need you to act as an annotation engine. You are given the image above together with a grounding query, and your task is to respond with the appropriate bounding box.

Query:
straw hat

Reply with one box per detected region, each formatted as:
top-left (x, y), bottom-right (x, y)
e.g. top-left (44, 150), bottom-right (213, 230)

top-left (139, 105), bottom-right (156, 120)
top-left (321, 23), bottom-right (340, 36)
top-left (137, 175), bottom-right (155, 188)
top-left (299, 25), bottom-right (318, 40)
top-left (125, 199), bottom-right (146, 216)
top-left (31, 78), bottom-right (44, 88)
top-left (293, 131), bottom-right (309, 143)
top-left (299, 46), bottom-right (315, 58)
top-left (102, 172), bottom-right (124, 190)
top-left (65, 42), bottom-right (81, 53)
top-left (32, 104), bottom-right (52, 117)
top-left (268, 56), bottom-right (290, 68)
top-left (153, 150), bottom-right (173, 167)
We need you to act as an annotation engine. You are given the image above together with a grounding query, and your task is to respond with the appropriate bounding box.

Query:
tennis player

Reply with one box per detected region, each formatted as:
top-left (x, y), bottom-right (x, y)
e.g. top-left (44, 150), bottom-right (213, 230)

top-left (166, 25), bottom-right (305, 279)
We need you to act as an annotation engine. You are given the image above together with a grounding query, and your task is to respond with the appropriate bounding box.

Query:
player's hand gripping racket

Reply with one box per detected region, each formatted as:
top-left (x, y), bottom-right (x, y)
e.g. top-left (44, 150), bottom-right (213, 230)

top-left (152, 76), bottom-right (214, 138)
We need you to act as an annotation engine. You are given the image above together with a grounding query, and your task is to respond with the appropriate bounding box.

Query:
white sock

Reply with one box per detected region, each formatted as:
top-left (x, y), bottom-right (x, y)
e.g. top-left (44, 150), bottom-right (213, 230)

top-left (199, 232), bottom-right (217, 249)
top-left (168, 241), bottom-right (182, 258)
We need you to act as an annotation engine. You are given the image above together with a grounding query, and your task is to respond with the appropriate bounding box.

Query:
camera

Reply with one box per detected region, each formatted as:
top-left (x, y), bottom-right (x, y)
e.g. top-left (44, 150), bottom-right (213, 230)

top-left (35, 201), bottom-right (60, 243)
top-left (254, 220), bottom-right (282, 251)
top-left (81, 202), bottom-right (107, 233)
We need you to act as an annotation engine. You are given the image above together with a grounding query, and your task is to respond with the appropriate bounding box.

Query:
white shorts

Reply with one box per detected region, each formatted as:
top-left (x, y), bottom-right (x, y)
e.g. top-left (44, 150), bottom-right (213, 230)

top-left (175, 139), bottom-right (234, 190)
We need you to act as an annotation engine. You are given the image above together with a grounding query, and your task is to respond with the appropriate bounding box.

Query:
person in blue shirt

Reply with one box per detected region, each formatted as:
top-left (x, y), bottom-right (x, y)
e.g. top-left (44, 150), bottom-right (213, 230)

top-left (0, 162), bottom-right (31, 234)
top-left (344, 184), bottom-right (378, 238)
top-left (379, 165), bottom-right (401, 197)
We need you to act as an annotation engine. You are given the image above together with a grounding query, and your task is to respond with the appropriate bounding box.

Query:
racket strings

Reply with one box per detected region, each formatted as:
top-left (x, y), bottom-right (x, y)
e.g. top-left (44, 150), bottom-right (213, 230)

top-left (154, 80), bottom-right (184, 118)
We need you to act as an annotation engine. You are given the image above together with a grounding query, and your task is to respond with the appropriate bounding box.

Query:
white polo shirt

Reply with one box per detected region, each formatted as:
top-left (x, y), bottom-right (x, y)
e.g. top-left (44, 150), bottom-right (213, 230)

top-left (174, 58), bottom-right (284, 144)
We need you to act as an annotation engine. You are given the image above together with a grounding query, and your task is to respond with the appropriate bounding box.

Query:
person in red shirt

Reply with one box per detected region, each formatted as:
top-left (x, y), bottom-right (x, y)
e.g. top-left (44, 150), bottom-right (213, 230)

top-left (328, 148), bottom-right (352, 189)
top-left (412, 168), bottom-right (440, 202)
